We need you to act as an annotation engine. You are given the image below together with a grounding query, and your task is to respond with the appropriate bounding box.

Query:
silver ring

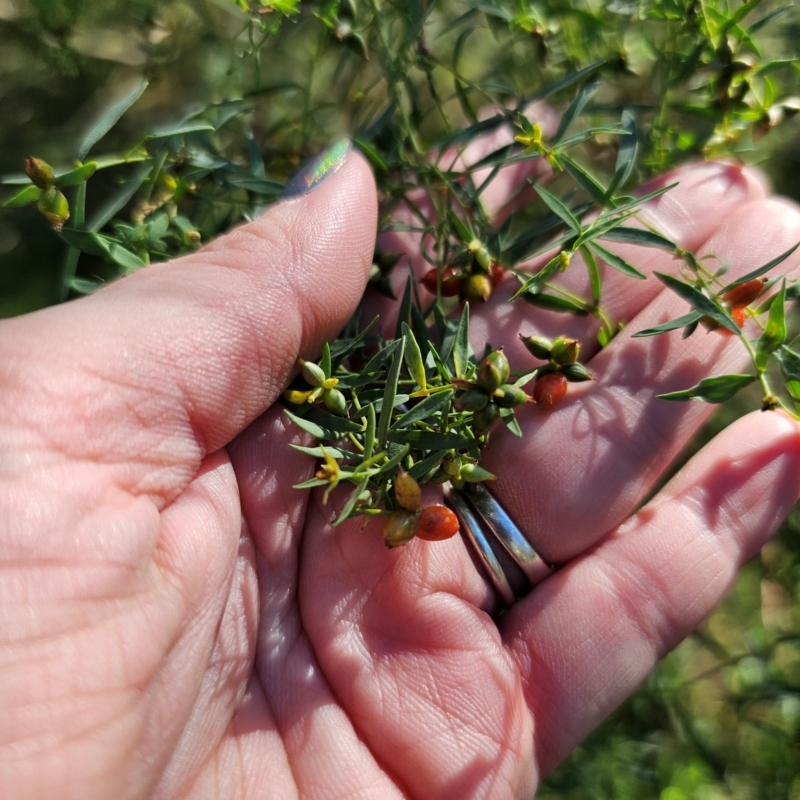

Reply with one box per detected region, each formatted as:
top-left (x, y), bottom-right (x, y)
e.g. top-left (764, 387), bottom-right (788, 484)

top-left (443, 482), bottom-right (555, 605)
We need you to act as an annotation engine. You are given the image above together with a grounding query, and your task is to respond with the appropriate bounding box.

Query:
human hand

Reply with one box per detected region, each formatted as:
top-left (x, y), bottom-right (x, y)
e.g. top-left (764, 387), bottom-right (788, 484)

top-left (1, 139), bottom-right (799, 800)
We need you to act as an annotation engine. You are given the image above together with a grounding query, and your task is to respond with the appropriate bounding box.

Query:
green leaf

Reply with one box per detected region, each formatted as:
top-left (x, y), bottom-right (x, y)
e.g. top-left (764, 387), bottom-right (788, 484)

top-left (376, 442), bottom-right (411, 475)
top-left (394, 274), bottom-right (414, 340)
top-left (511, 252), bottom-right (565, 298)
top-left (654, 272), bottom-right (739, 334)
top-left (521, 291), bottom-right (589, 315)
top-left (561, 156), bottom-right (608, 206)
top-left (608, 109), bottom-right (638, 193)
top-left (332, 478), bottom-right (370, 526)
top-left (377, 336), bottom-right (405, 450)
top-left (580, 245), bottom-right (602, 306)
top-left (146, 122), bottom-right (216, 139)
top-left (601, 183), bottom-right (678, 216)
top-left (528, 61), bottom-right (605, 102)
top-left (2, 185), bottom-right (42, 208)
top-left (587, 241), bottom-right (646, 279)
top-left (773, 346), bottom-right (800, 382)
top-left (392, 390), bottom-right (454, 428)
top-left (303, 406), bottom-right (363, 433)
top-left (553, 78), bottom-right (600, 143)
top-left (386, 430), bottom-right (474, 449)
top-left (58, 229), bottom-right (147, 271)
top-left (320, 342), bottom-right (332, 380)
top-left (658, 374), bottom-right (757, 403)
top-left (756, 279), bottom-right (786, 370)
top-left (448, 209), bottom-right (475, 244)
top-left (353, 138), bottom-right (389, 173)
top-left (402, 323), bottom-right (428, 392)
top-left (56, 162), bottom-right (98, 188)
top-left (534, 185), bottom-right (581, 233)
top-left (453, 303), bottom-right (472, 379)
top-left (293, 477), bottom-right (330, 490)
top-left (69, 277), bottom-right (103, 295)
top-left (79, 78), bottom-right (149, 160)
top-left (329, 316), bottom-right (379, 364)
top-left (599, 226), bottom-right (676, 251)
top-left (721, 242), bottom-right (800, 291)
top-left (632, 311), bottom-right (703, 337)
top-left (408, 449), bottom-right (448, 481)
top-left (499, 407), bottom-right (523, 437)
top-left (290, 444), bottom-right (362, 461)
top-left (363, 403), bottom-right (376, 461)
top-left (284, 409), bottom-right (340, 441)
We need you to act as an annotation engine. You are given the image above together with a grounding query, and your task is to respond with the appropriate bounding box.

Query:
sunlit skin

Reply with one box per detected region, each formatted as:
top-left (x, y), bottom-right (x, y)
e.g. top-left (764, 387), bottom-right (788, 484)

top-left (2, 136), bottom-right (800, 800)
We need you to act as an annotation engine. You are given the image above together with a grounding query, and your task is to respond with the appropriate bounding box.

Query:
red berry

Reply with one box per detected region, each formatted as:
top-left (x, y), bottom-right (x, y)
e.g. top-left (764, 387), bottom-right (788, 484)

top-left (731, 306), bottom-right (747, 328)
top-left (533, 372), bottom-right (568, 411)
top-left (421, 267), bottom-right (463, 297)
top-left (415, 505), bottom-right (459, 541)
top-left (722, 278), bottom-right (766, 309)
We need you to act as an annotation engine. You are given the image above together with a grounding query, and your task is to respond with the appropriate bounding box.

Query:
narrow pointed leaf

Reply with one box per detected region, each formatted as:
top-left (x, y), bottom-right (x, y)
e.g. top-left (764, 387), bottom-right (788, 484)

top-left (56, 162), bottom-right (98, 187)
top-left (773, 346), bottom-right (800, 382)
top-left (658, 374), bottom-right (757, 403)
top-left (393, 390), bottom-right (454, 428)
top-left (377, 337), bottom-right (405, 450)
top-left (402, 323), bottom-right (428, 392)
top-left (79, 78), bottom-right (149, 160)
top-left (2, 185), bottom-right (42, 208)
top-left (587, 241), bottom-right (646, 279)
top-left (535, 185), bottom-right (581, 232)
top-left (554, 78), bottom-right (600, 143)
top-left (581, 245), bottom-right (602, 306)
top-left (756, 280), bottom-right (786, 370)
top-left (721, 242), bottom-right (800, 290)
top-left (654, 272), bottom-right (739, 334)
top-left (453, 304), bottom-right (472, 379)
top-left (632, 311), bottom-right (703, 337)
top-left (332, 478), bottom-right (370, 526)
top-left (599, 226), bottom-right (676, 251)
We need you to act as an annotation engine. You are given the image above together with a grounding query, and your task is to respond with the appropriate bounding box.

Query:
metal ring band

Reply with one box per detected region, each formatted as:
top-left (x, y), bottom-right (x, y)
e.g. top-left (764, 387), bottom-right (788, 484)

top-left (444, 484), bottom-right (516, 605)
top-left (463, 482), bottom-right (555, 587)
top-left (444, 482), bottom-right (555, 605)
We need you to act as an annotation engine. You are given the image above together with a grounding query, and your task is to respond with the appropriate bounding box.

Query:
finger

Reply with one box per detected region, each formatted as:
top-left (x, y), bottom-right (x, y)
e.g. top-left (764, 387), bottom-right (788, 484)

top-left (501, 410), bottom-right (800, 776)
top-left (480, 191), bottom-right (800, 563)
top-left (0, 143), bottom-right (377, 502)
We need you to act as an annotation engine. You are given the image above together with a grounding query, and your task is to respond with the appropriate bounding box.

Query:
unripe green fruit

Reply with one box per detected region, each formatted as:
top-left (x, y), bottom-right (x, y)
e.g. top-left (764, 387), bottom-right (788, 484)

top-left (459, 463), bottom-right (496, 482)
top-left (477, 350), bottom-right (510, 393)
top-left (455, 387), bottom-right (489, 412)
top-left (551, 337), bottom-right (580, 366)
top-left (395, 469), bottom-right (422, 512)
top-left (463, 273), bottom-right (492, 302)
top-left (472, 402), bottom-right (501, 434)
top-left (299, 359), bottom-right (326, 387)
top-left (323, 387), bottom-right (347, 415)
top-left (37, 187), bottom-right (70, 230)
top-left (26, 157), bottom-right (55, 189)
top-left (519, 334), bottom-right (553, 360)
top-left (382, 511), bottom-right (418, 548)
top-left (561, 363), bottom-right (593, 382)
top-left (493, 384), bottom-right (529, 408)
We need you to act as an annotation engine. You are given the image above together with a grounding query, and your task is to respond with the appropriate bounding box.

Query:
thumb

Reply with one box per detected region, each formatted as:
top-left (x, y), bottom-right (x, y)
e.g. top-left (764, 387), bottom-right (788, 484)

top-left (2, 140), bottom-right (376, 460)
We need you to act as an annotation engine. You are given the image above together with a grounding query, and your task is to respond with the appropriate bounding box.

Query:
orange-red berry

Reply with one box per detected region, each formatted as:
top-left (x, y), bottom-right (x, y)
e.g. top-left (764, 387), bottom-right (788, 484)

top-left (722, 278), bottom-right (766, 309)
top-left (421, 266), bottom-right (463, 297)
top-left (533, 372), bottom-right (568, 410)
top-left (415, 505), bottom-right (459, 541)
top-left (731, 306), bottom-right (747, 328)
top-left (489, 263), bottom-right (506, 288)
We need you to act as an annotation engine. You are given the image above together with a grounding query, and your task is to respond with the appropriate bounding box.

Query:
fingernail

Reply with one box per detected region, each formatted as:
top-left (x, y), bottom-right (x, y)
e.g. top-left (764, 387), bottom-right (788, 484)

top-left (280, 138), bottom-right (352, 199)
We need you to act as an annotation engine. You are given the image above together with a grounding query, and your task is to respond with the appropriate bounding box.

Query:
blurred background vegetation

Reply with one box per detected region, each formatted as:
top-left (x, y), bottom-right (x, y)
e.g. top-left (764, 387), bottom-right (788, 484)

top-left (1, 0), bottom-right (800, 796)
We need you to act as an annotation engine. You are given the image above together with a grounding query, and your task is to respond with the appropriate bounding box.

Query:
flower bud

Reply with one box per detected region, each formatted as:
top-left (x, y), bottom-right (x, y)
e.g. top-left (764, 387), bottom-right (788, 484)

top-left (458, 463), bottom-right (496, 482)
top-left (533, 372), bottom-right (567, 410)
top-left (26, 157), bottom-right (55, 189)
top-left (395, 469), bottom-right (422, 512)
top-left (475, 246), bottom-right (492, 272)
top-left (455, 387), bottom-right (489, 412)
top-left (476, 350), bottom-right (510, 393)
top-left (560, 363), bottom-right (593, 383)
top-left (520, 334), bottom-right (553, 360)
top-left (463, 273), bottom-right (492, 302)
top-left (283, 388), bottom-right (313, 404)
top-left (550, 337), bottom-right (580, 366)
top-left (722, 278), bottom-right (766, 309)
top-left (37, 187), bottom-right (70, 230)
top-left (382, 511), bottom-right (418, 548)
top-left (472, 401), bottom-right (501, 434)
top-left (493, 384), bottom-right (529, 408)
top-left (323, 387), bottom-right (347, 415)
top-left (299, 358), bottom-right (326, 387)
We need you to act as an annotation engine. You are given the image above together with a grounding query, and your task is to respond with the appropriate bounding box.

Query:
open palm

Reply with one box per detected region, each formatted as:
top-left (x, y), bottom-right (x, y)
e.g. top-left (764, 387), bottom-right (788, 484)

top-left (2, 144), bottom-right (799, 800)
